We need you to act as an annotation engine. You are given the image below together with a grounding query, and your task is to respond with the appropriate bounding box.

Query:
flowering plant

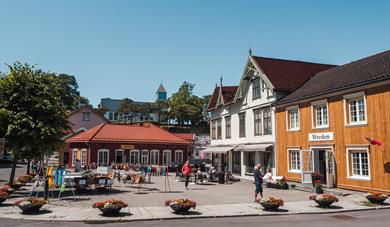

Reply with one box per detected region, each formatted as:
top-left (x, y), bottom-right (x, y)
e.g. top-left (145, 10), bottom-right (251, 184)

top-left (92, 199), bottom-right (128, 209)
top-left (313, 180), bottom-right (322, 189)
top-left (0, 192), bottom-right (8, 199)
top-left (14, 197), bottom-right (47, 207)
top-left (1, 185), bottom-right (14, 194)
top-left (310, 194), bottom-right (338, 202)
top-left (260, 197), bottom-right (284, 206)
top-left (165, 198), bottom-right (197, 209)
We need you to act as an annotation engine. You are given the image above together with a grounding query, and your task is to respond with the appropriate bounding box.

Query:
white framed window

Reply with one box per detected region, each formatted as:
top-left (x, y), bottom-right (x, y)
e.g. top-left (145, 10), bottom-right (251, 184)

top-left (217, 118), bottom-right (222, 139)
top-left (254, 109), bottom-right (262, 136)
top-left (288, 149), bottom-right (301, 173)
top-left (82, 112), bottom-right (90, 121)
top-left (311, 100), bottom-right (328, 128)
top-left (141, 150), bottom-right (149, 164)
top-left (72, 149), bottom-right (78, 166)
top-left (97, 149), bottom-right (109, 166)
top-left (346, 146), bottom-right (370, 180)
top-left (344, 92), bottom-right (367, 126)
top-left (252, 78), bottom-right (261, 100)
top-left (239, 112), bottom-right (246, 138)
top-left (150, 150), bottom-right (159, 165)
top-left (115, 149), bottom-right (124, 163)
top-left (163, 150), bottom-right (171, 166)
top-left (81, 149), bottom-right (87, 167)
top-left (130, 149), bottom-right (140, 164)
top-left (211, 120), bottom-right (216, 140)
top-left (175, 150), bottom-right (183, 162)
top-left (225, 116), bottom-right (231, 139)
top-left (263, 107), bottom-right (272, 135)
top-left (286, 106), bottom-right (300, 131)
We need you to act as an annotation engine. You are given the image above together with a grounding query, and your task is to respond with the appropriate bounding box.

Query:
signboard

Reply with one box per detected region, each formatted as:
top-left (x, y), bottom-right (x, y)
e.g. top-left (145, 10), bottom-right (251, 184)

top-left (309, 132), bottom-right (334, 141)
top-left (121, 144), bottom-right (135, 150)
top-left (0, 138), bottom-right (4, 159)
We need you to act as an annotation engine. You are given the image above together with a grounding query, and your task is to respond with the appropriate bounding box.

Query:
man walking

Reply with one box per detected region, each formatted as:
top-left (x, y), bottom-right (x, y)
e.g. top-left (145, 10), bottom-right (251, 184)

top-left (253, 163), bottom-right (263, 202)
top-left (181, 161), bottom-right (192, 190)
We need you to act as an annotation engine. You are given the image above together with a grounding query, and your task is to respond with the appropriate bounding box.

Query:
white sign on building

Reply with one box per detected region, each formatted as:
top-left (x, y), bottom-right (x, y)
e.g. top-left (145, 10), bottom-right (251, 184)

top-left (309, 132), bottom-right (334, 141)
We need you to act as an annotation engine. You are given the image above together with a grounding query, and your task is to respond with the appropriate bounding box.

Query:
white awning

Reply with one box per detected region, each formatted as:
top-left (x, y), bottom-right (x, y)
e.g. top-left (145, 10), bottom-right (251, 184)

top-left (234, 144), bottom-right (273, 152)
top-left (200, 146), bottom-right (236, 154)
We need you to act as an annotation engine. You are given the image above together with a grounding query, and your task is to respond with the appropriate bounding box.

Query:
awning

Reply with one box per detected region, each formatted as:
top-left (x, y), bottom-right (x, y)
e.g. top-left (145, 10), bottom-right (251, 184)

top-left (200, 146), bottom-right (236, 154)
top-left (234, 144), bottom-right (273, 152)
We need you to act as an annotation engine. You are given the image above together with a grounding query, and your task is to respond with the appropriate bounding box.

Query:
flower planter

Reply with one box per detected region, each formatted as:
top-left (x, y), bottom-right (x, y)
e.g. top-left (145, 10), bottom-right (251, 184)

top-left (314, 199), bottom-right (334, 208)
top-left (260, 202), bottom-right (280, 211)
top-left (17, 204), bottom-right (44, 214)
top-left (365, 194), bottom-right (388, 204)
top-left (169, 204), bottom-right (192, 213)
top-left (98, 206), bottom-right (122, 216)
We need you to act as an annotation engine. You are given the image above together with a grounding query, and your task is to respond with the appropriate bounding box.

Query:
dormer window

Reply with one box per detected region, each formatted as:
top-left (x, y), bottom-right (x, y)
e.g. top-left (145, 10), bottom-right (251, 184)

top-left (252, 78), bottom-right (261, 100)
top-left (82, 112), bottom-right (90, 121)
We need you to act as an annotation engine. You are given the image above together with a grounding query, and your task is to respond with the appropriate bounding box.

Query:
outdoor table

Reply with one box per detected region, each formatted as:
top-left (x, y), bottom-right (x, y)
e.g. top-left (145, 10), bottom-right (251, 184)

top-left (94, 177), bottom-right (113, 190)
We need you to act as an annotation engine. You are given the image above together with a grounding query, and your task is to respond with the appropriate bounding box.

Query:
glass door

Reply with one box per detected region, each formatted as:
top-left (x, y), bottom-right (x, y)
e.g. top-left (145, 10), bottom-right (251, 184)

top-left (301, 150), bottom-right (314, 184)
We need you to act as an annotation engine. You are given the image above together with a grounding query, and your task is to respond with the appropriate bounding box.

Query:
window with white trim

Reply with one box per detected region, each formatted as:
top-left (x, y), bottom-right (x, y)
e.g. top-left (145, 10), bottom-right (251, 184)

top-left (217, 118), bottom-right (222, 139)
top-left (225, 116), bottom-right (231, 139)
top-left (314, 104), bottom-right (328, 127)
top-left (81, 149), bottom-right (87, 167)
top-left (288, 150), bottom-right (301, 172)
top-left (150, 150), bottom-right (159, 165)
top-left (72, 149), bottom-right (78, 166)
top-left (175, 150), bottom-right (183, 162)
top-left (97, 149), bottom-right (109, 166)
top-left (130, 150), bottom-right (140, 164)
top-left (163, 150), bottom-right (171, 165)
top-left (254, 109), bottom-right (262, 136)
top-left (239, 112), bottom-right (246, 138)
top-left (287, 107), bottom-right (299, 130)
top-left (344, 93), bottom-right (367, 126)
top-left (252, 78), bottom-right (261, 100)
top-left (263, 107), bottom-right (272, 135)
top-left (82, 112), bottom-right (90, 121)
top-left (347, 147), bottom-right (370, 180)
top-left (211, 120), bottom-right (216, 140)
top-left (141, 150), bottom-right (149, 164)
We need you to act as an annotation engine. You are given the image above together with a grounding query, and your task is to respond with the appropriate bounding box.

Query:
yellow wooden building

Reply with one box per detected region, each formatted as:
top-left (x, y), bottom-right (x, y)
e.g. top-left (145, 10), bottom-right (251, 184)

top-left (275, 50), bottom-right (390, 193)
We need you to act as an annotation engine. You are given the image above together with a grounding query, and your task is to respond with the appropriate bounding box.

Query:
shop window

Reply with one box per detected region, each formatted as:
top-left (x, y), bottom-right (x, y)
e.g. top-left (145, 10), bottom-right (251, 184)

top-left (225, 116), bottom-right (231, 139)
top-left (239, 112), bottom-right (246, 138)
top-left (233, 152), bottom-right (241, 174)
top-left (254, 109), bottom-right (262, 135)
top-left (81, 149), bottom-right (87, 167)
top-left (287, 106), bottom-right (300, 131)
top-left (244, 152), bottom-right (255, 174)
top-left (344, 92), bottom-right (367, 126)
top-left (72, 149), bottom-right (78, 166)
top-left (97, 149), bottom-right (109, 166)
top-left (175, 150), bottom-right (183, 162)
top-left (252, 78), bottom-right (261, 100)
top-left (130, 150), bottom-right (140, 164)
top-left (115, 149), bottom-right (124, 163)
top-left (82, 112), bottom-right (90, 121)
top-left (150, 150), bottom-right (159, 165)
top-left (263, 107), bottom-right (272, 135)
top-left (216, 118), bottom-right (222, 139)
top-left (163, 150), bottom-right (171, 166)
top-left (288, 150), bottom-right (301, 172)
top-left (347, 147), bottom-right (370, 180)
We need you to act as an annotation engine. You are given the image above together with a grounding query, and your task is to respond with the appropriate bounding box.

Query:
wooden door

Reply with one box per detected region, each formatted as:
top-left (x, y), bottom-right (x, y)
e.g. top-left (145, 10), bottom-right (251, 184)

top-left (301, 150), bottom-right (314, 184)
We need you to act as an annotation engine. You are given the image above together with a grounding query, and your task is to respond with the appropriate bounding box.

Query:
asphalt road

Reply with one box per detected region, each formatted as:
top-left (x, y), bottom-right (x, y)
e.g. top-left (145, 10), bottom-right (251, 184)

top-left (0, 210), bottom-right (389, 227)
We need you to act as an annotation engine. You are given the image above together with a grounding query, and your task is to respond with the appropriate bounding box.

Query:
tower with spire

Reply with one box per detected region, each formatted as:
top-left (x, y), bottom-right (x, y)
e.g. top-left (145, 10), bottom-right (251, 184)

top-left (156, 82), bottom-right (167, 101)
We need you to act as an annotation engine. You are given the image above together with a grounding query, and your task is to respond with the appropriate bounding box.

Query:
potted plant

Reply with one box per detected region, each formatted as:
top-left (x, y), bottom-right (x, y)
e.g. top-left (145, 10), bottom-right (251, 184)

top-left (10, 180), bottom-right (24, 189)
top-left (1, 185), bottom-right (14, 195)
top-left (314, 180), bottom-right (323, 194)
top-left (309, 194), bottom-right (338, 208)
top-left (364, 192), bottom-right (388, 204)
top-left (0, 192), bottom-right (9, 204)
top-left (92, 199), bottom-right (128, 216)
top-left (311, 172), bottom-right (321, 187)
top-left (14, 197), bottom-right (47, 213)
top-left (165, 198), bottom-right (197, 213)
top-left (259, 197), bottom-right (284, 211)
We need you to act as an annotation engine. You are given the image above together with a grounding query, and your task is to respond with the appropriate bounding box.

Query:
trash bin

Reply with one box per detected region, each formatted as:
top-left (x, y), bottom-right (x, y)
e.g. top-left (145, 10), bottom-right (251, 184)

top-left (218, 172), bottom-right (225, 184)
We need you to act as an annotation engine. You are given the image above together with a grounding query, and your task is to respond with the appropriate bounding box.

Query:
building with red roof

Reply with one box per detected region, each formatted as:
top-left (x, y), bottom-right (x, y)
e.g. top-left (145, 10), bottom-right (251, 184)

top-left (63, 123), bottom-right (190, 168)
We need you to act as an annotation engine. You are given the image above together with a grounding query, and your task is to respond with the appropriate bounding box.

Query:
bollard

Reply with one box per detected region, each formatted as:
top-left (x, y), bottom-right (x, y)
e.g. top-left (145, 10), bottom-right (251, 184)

top-left (44, 178), bottom-right (49, 201)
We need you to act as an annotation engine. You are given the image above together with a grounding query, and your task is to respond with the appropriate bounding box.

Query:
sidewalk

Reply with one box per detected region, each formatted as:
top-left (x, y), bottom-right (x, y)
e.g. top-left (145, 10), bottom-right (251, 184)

top-left (0, 195), bottom-right (389, 222)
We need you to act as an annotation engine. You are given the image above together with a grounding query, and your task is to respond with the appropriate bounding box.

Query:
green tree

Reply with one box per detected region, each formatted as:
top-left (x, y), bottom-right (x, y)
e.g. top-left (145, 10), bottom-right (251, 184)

top-left (152, 100), bottom-right (169, 125)
top-left (117, 98), bottom-right (139, 123)
top-left (52, 74), bottom-right (89, 111)
top-left (0, 62), bottom-right (71, 184)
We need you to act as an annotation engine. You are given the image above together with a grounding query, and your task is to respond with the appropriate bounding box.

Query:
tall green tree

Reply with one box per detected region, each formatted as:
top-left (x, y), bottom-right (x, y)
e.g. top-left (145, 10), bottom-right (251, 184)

top-left (117, 98), bottom-right (139, 123)
top-left (152, 100), bottom-right (169, 125)
top-left (0, 62), bottom-right (71, 184)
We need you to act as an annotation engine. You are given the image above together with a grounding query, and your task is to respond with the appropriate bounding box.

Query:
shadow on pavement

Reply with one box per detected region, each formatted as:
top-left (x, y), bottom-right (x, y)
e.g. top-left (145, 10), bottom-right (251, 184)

top-left (170, 211), bottom-right (202, 216)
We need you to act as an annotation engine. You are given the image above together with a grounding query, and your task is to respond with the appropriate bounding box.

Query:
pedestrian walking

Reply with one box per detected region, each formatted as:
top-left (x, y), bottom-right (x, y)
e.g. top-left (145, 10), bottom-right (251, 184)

top-left (75, 159), bottom-right (82, 172)
top-left (253, 163), bottom-right (263, 202)
top-left (181, 161), bottom-right (192, 190)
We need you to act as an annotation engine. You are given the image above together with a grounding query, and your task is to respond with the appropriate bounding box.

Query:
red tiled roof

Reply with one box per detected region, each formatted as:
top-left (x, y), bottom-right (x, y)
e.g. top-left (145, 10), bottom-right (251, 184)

top-left (173, 133), bottom-right (195, 142)
top-left (206, 86), bottom-right (238, 111)
top-left (252, 56), bottom-right (337, 92)
top-left (65, 123), bottom-right (190, 144)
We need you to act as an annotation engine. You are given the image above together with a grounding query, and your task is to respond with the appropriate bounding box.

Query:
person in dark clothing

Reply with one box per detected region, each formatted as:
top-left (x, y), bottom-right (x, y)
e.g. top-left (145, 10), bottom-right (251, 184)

top-left (253, 163), bottom-right (263, 202)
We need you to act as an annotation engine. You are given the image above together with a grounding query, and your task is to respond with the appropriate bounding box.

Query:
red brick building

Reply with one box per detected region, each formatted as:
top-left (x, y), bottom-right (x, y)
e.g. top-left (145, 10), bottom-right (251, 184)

top-left (64, 123), bottom-right (190, 168)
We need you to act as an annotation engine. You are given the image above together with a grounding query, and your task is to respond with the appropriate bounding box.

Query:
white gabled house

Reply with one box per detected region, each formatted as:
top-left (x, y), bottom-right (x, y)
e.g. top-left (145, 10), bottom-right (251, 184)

top-left (204, 53), bottom-right (335, 180)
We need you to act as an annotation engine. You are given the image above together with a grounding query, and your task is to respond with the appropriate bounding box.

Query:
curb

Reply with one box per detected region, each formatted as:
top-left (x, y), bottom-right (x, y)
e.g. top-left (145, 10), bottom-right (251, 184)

top-left (1, 205), bottom-right (389, 223)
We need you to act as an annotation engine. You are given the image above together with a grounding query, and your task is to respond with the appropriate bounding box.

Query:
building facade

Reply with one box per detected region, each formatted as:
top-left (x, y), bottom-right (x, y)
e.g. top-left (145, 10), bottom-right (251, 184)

top-left (64, 123), bottom-right (190, 170)
top-left (205, 54), bottom-right (335, 179)
top-left (275, 50), bottom-right (390, 193)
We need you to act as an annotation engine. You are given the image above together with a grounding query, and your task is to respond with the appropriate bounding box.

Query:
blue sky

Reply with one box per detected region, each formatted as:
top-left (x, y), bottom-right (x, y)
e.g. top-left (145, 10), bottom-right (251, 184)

top-left (1, 0), bottom-right (389, 106)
